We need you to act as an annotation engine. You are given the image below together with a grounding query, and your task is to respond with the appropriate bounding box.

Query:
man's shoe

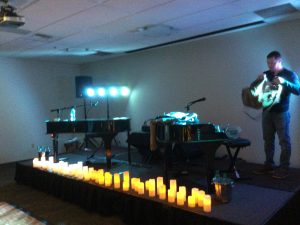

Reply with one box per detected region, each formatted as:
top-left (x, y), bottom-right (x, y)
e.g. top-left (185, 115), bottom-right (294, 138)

top-left (272, 168), bottom-right (289, 179)
top-left (253, 165), bottom-right (275, 175)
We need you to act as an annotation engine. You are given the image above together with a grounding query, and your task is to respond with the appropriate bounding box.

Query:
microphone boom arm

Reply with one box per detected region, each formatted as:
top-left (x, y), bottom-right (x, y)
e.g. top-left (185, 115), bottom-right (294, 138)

top-left (185, 97), bottom-right (206, 112)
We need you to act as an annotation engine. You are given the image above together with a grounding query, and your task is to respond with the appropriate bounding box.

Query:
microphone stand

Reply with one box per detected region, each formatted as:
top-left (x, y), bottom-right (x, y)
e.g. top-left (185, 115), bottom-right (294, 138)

top-left (106, 95), bottom-right (110, 120)
top-left (83, 98), bottom-right (89, 150)
top-left (184, 97), bottom-right (206, 112)
top-left (83, 98), bottom-right (87, 120)
top-left (185, 104), bottom-right (192, 112)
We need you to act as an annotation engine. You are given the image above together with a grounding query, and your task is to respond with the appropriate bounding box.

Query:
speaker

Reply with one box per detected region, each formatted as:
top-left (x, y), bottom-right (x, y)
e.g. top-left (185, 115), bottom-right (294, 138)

top-left (75, 76), bottom-right (93, 98)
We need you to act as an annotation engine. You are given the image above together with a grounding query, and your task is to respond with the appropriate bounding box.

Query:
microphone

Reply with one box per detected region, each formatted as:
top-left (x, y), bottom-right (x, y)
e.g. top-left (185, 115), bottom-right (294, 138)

top-left (190, 97), bottom-right (206, 104)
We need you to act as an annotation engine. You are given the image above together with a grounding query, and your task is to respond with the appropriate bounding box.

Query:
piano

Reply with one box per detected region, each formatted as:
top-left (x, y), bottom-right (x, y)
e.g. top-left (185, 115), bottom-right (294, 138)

top-left (155, 121), bottom-right (228, 193)
top-left (46, 117), bottom-right (131, 168)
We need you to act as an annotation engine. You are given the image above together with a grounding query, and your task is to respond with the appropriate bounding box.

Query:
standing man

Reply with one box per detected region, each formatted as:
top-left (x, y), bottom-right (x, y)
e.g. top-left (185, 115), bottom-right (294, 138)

top-left (254, 51), bottom-right (300, 179)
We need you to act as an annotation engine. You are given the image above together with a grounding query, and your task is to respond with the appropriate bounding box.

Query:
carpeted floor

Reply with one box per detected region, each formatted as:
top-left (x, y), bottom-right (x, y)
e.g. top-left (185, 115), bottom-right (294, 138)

top-left (0, 201), bottom-right (45, 225)
top-left (0, 162), bottom-right (126, 225)
top-left (0, 182), bottom-right (126, 225)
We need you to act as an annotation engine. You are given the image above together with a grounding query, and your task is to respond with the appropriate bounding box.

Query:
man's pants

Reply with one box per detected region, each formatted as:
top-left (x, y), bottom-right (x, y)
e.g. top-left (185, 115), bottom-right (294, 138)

top-left (262, 111), bottom-right (291, 168)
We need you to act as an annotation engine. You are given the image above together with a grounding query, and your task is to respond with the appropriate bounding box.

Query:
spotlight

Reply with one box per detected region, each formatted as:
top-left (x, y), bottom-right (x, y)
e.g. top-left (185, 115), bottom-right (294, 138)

top-left (86, 88), bottom-right (95, 97)
top-left (97, 87), bottom-right (106, 97)
top-left (109, 87), bottom-right (118, 97)
top-left (120, 86), bottom-right (130, 96)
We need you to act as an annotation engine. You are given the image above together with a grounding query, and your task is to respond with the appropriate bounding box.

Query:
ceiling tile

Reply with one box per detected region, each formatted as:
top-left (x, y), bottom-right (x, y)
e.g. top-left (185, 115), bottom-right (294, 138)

top-left (19, 0), bottom-right (106, 32)
top-left (92, 0), bottom-right (237, 36)
top-left (234, 0), bottom-right (300, 12)
top-left (103, 0), bottom-right (175, 14)
top-left (165, 3), bottom-right (245, 30)
top-left (37, 4), bottom-right (128, 37)
top-left (0, 31), bottom-right (25, 45)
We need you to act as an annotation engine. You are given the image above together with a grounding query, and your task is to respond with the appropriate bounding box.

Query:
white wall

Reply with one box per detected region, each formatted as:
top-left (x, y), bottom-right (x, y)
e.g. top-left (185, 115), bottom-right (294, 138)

top-left (0, 58), bottom-right (80, 164)
top-left (80, 19), bottom-right (300, 167)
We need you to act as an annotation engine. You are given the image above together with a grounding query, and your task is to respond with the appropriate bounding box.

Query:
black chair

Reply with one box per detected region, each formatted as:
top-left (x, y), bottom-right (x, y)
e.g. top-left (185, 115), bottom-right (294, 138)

top-left (222, 138), bottom-right (251, 179)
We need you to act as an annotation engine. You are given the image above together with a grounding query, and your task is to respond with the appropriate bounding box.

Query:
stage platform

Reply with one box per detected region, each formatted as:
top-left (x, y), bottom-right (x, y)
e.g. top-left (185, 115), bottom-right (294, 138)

top-left (15, 148), bottom-right (300, 225)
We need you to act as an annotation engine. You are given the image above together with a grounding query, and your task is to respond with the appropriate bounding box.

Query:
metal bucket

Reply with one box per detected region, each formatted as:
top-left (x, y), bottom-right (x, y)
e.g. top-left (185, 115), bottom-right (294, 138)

top-left (214, 181), bottom-right (233, 203)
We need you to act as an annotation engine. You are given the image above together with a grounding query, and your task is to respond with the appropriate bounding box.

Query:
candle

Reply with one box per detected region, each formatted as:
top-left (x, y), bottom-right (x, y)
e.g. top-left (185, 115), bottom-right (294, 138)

top-left (149, 179), bottom-right (156, 197)
top-left (149, 185), bottom-right (156, 197)
top-left (52, 162), bottom-right (59, 173)
top-left (77, 161), bottom-right (83, 169)
top-left (131, 178), bottom-right (138, 191)
top-left (83, 166), bottom-right (89, 181)
top-left (77, 169), bottom-right (83, 180)
top-left (197, 190), bottom-right (205, 207)
top-left (168, 189), bottom-right (176, 203)
top-left (179, 186), bottom-right (186, 202)
top-left (203, 194), bottom-right (211, 213)
top-left (191, 188), bottom-right (199, 204)
top-left (188, 195), bottom-right (196, 208)
top-left (170, 179), bottom-right (177, 192)
top-left (123, 171), bottom-right (130, 182)
top-left (84, 172), bottom-right (90, 181)
top-left (135, 178), bottom-right (141, 191)
top-left (66, 162), bottom-right (71, 176)
top-left (131, 178), bottom-right (135, 191)
top-left (33, 158), bottom-right (39, 168)
top-left (114, 173), bottom-right (121, 189)
top-left (105, 172), bottom-right (112, 187)
top-left (99, 174), bottom-right (105, 185)
top-left (63, 165), bottom-right (70, 176)
top-left (45, 160), bottom-right (51, 170)
top-left (191, 188), bottom-right (199, 197)
top-left (138, 182), bottom-right (145, 195)
top-left (156, 177), bottom-right (164, 189)
top-left (49, 156), bottom-right (54, 164)
top-left (96, 169), bottom-right (104, 182)
top-left (158, 185), bottom-right (166, 200)
top-left (176, 192), bottom-right (185, 206)
top-left (149, 179), bottom-right (155, 188)
top-left (88, 167), bottom-right (95, 181)
top-left (123, 181), bottom-right (129, 191)
top-left (145, 180), bottom-right (150, 191)
top-left (40, 156), bottom-right (46, 169)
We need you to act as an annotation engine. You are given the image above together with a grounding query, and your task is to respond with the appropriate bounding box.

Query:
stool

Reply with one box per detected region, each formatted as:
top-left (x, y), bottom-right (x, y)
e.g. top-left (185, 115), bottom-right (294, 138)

top-left (222, 138), bottom-right (251, 179)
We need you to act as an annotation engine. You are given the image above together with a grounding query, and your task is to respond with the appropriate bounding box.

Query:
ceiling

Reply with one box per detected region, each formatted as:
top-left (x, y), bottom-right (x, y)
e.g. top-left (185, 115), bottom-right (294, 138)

top-left (0, 0), bottom-right (300, 63)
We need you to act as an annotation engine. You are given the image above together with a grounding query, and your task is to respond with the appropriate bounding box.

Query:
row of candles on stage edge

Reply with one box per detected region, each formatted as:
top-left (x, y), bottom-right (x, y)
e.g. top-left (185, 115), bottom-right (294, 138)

top-left (33, 157), bottom-right (212, 212)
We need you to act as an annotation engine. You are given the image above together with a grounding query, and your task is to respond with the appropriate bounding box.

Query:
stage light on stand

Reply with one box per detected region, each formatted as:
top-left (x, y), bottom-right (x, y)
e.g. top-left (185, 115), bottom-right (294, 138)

top-left (86, 88), bottom-right (95, 97)
top-left (97, 87), bottom-right (106, 97)
top-left (109, 87), bottom-right (118, 97)
top-left (120, 86), bottom-right (130, 96)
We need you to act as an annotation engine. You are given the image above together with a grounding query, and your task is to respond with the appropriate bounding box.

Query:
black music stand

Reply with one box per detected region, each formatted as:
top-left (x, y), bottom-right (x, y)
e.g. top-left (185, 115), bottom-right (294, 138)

top-left (79, 98), bottom-right (103, 151)
top-left (85, 95), bottom-right (121, 166)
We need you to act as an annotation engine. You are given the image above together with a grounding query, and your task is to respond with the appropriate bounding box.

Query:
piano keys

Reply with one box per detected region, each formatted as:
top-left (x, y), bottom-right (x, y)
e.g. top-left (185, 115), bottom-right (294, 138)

top-left (46, 117), bottom-right (131, 168)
